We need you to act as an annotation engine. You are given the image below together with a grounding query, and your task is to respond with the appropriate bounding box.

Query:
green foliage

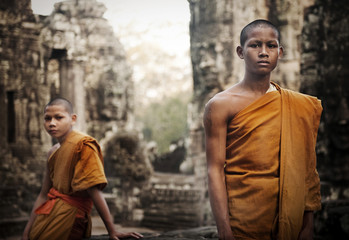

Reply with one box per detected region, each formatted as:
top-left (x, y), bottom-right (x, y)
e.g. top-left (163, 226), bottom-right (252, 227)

top-left (139, 95), bottom-right (190, 154)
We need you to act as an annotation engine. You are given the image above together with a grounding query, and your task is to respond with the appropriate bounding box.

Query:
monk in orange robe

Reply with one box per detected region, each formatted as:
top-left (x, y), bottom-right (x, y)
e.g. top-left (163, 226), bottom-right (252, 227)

top-left (204, 19), bottom-right (322, 240)
top-left (22, 98), bottom-right (143, 240)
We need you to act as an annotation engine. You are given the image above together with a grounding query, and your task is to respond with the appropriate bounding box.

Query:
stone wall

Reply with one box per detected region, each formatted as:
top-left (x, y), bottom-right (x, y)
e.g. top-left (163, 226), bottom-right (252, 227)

top-left (140, 173), bottom-right (207, 230)
top-left (300, 0), bottom-right (349, 238)
top-left (103, 130), bottom-right (152, 224)
top-left (86, 227), bottom-right (219, 240)
top-left (0, 0), bottom-right (50, 236)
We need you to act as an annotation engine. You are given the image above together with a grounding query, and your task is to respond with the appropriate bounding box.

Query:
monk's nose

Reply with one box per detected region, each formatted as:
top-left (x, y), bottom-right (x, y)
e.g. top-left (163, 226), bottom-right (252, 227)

top-left (49, 119), bottom-right (56, 127)
top-left (259, 45), bottom-right (268, 57)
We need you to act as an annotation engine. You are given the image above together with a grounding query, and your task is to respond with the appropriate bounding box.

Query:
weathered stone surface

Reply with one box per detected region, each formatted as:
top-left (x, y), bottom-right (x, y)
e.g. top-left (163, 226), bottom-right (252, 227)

top-left (153, 139), bottom-right (187, 173)
top-left (300, 1), bottom-right (349, 237)
top-left (300, 0), bottom-right (349, 187)
top-left (40, 0), bottom-right (134, 136)
top-left (0, 1), bottom-right (50, 238)
top-left (314, 200), bottom-right (349, 239)
top-left (140, 173), bottom-right (206, 230)
top-left (0, 0), bottom-right (49, 225)
top-left (85, 226), bottom-right (218, 240)
top-left (103, 131), bottom-right (152, 224)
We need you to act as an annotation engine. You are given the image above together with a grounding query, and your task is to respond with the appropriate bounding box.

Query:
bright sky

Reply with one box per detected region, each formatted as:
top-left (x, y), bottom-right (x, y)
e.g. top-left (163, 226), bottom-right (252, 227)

top-left (31, 0), bottom-right (190, 53)
top-left (31, 0), bottom-right (189, 21)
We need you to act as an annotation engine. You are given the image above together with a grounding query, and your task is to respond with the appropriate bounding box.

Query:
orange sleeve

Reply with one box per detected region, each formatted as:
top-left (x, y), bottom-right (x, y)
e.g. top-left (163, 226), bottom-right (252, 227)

top-left (304, 98), bottom-right (322, 211)
top-left (71, 142), bottom-right (107, 192)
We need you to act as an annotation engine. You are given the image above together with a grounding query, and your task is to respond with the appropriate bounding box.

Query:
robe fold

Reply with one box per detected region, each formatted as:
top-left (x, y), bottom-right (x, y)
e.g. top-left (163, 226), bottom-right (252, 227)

top-left (225, 82), bottom-right (322, 240)
top-left (29, 131), bottom-right (108, 240)
top-left (278, 85), bottom-right (322, 240)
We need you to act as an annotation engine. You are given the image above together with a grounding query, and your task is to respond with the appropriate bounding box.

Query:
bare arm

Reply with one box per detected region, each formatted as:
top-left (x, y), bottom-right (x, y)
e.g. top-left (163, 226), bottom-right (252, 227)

top-left (21, 162), bottom-right (52, 240)
top-left (203, 100), bottom-right (235, 240)
top-left (87, 186), bottom-right (143, 240)
top-left (298, 211), bottom-right (314, 240)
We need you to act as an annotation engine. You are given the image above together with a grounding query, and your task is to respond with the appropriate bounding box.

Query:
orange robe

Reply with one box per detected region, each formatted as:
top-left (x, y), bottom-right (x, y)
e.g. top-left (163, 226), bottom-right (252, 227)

top-left (225, 83), bottom-right (322, 240)
top-left (29, 131), bottom-right (107, 240)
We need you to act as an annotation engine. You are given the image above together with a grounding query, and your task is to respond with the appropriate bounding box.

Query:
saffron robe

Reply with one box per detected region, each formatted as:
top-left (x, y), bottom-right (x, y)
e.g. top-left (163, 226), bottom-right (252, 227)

top-left (225, 83), bottom-right (322, 240)
top-left (29, 131), bottom-right (108, 240)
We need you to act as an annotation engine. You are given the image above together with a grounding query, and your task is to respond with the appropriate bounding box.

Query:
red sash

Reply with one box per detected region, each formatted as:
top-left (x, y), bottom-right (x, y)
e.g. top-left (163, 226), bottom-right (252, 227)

top-left (35, 188), bottom-right (93, 217)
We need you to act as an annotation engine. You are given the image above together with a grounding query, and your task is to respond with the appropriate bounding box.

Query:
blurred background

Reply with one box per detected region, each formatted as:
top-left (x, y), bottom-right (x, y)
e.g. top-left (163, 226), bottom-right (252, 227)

top-left (0, 0), bottom-right (348, 239)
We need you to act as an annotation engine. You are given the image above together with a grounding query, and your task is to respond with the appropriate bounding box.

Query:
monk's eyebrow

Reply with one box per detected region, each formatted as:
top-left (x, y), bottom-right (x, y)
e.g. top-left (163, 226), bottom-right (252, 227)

top-left (251, 40), bottom-right (278, 43)
top-left (267, 40), bottom-right (278, 44)
top-left (53, 113), bottom-right (65, 118)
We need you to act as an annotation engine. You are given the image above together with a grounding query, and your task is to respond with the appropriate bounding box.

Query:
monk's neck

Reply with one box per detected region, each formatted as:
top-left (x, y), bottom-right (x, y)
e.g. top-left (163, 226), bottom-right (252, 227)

top-left (57, 129), bottom-right (74, 144)
top-left (240, 77), bottom-right (271, 94)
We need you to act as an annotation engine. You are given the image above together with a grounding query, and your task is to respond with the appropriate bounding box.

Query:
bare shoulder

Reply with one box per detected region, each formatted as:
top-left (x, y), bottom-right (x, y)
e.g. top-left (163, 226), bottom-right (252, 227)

top-left (47, 143), bottom-right (60, 159)
top-left (204, 84), bottom-right (244, 123)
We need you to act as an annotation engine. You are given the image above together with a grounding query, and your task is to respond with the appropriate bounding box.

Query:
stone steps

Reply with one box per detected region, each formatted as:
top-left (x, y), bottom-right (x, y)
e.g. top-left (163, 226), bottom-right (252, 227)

top-left (0, 216), bottom-right (28, 238)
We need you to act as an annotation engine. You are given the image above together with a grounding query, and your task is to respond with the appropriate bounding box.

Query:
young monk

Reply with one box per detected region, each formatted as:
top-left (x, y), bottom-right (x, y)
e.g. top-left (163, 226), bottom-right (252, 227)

top-left (203, 19), bottom-right (322, 240)
top-left (22, 97), bottom-right (143, 240)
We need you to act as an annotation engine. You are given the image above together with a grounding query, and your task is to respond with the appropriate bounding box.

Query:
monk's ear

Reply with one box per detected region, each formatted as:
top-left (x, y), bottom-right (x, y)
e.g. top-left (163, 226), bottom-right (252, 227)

top-left (71, 114), bottom-right (77, 125)
top-left (236, 46), bottom-right (244, 59)
top-left (278, 46), bottom-right (284, 59)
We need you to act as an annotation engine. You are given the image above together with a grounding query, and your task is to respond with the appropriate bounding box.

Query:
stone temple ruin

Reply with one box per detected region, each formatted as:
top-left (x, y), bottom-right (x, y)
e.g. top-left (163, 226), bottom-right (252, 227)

top-left (0, 0), bottom-right (348, 239)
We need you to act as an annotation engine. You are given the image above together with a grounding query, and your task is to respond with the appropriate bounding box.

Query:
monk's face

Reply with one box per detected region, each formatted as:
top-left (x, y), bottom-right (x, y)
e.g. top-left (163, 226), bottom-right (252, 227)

top-left (44, 104), bottom-right (76, 143)
top-left (237, 26), bottom-right (283, 76)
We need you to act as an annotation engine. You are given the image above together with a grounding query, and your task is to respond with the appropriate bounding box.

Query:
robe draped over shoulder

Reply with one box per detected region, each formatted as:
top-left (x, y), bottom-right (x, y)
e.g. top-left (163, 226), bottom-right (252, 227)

top-left (225, 83), bottom-right (322, 240)
top-left (225, 89), bottom-right (281, 240)
top-left (49, 130), bottom-right (107, 195)
top-left (278, 86), bottom-right (322, 240)
top-left (29, 131), bottom-right (108, 240)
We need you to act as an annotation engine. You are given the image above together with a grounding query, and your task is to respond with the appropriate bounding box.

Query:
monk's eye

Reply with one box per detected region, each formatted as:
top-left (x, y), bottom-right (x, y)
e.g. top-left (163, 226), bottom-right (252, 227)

top-left (249, 44), bottom-right (258, 48)
top-left (44, 117), bottom-right (51, 121)
top-left (268, 44), bottom-right (277, 48)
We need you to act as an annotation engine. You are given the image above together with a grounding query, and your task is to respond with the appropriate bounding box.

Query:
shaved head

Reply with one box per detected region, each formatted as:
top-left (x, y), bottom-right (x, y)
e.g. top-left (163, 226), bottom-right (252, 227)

top-left (45, 97), bottom-right (74, 114)
top-left (240, 19), bottom-right (281, 47)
